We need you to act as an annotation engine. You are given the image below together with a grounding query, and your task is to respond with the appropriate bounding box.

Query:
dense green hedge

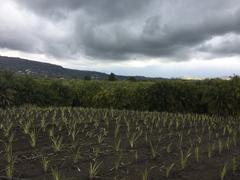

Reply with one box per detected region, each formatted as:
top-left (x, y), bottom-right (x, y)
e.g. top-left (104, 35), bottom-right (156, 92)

top-left (0, 70), bottom-right (240, 116)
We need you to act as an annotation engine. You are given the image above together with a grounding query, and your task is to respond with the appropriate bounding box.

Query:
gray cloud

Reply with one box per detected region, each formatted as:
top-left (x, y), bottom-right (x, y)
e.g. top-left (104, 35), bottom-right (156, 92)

top-left (2, 0), bottom-right (240, 61)
top-left (197, 33), bottom-right (240, 57)
top-left (19, 0), bottom-right (149, 22)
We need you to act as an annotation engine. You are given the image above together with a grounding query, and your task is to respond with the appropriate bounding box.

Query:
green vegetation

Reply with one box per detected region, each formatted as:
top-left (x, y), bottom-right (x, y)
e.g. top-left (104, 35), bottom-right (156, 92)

top-left (1, 63), bottom-right (239, 180)
top-left (0, 70), bottom-right (240, 116)
top-left (108, 72), bottom-right (117, 81)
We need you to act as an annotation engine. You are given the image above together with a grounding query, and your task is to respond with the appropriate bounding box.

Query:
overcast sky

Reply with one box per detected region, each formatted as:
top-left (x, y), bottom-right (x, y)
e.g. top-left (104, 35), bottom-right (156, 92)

top-left (1, 0), bottom-right (240, 78)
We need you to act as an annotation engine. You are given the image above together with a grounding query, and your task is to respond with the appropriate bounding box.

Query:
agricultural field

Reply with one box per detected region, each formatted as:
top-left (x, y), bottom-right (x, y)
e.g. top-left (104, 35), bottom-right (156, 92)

top-left (0, 107), bottom-right (240, 180)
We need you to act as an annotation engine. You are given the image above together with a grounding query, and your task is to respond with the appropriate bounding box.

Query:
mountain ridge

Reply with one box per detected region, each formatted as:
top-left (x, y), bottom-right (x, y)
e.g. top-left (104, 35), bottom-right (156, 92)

top-left (0, 55), bottom-right (161, 80)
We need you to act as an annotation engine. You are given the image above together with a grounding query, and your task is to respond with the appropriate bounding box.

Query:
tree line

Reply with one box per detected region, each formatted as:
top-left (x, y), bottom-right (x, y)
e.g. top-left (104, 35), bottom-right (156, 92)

top-left (0, 70), bottom-right (240, 116)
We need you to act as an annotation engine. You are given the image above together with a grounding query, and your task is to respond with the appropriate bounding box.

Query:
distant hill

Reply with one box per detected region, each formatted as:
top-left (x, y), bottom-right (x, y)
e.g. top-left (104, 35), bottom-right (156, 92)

top-left (0, 56), bottom-right (110, 79)
top-left (0, 56), bottom-right (163, 80)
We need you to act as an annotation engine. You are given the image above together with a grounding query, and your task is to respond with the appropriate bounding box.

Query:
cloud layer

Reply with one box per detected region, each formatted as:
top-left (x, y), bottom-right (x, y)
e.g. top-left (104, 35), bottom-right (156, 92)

top-left (1, 0), bottom-right (240, 62)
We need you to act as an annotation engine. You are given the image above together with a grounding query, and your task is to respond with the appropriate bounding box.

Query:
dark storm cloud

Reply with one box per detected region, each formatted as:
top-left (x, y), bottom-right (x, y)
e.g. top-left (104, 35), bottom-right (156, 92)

top-left (19, 0), bottom-right (149, 22)
top-left (3, 0), bottom-right (240, 60)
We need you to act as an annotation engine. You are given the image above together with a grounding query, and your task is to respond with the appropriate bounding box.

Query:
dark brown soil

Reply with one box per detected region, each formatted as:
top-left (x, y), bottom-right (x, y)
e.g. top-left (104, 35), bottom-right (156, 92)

top-left (0, 107), bottom-right (240, 180)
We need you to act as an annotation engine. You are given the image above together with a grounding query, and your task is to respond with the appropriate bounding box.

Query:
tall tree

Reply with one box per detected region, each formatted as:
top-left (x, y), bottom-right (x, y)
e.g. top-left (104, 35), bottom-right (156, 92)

top-left (108, 73), bottom-right (117, 81)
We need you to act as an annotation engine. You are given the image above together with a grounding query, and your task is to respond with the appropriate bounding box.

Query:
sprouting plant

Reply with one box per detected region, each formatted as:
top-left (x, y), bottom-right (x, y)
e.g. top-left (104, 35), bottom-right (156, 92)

top-left (86, 131), bottom-right (94, 138)
top-left (142, 167), bottom-right (149, 180)
top-left (72, 146), bottom-right (82, 164)
top-left (218, 139), bottom-right (223, 154)
top-left (144, 133), bottom-right (149, 143)
top-left (3, 122), bottom-right (13, 137)
top-left (178, 132), bottom-right (183, 147)
top-left (5, 156), bottom-right (16, 179)
top-left (220, 163), bottom-right (227, 180)
top-left (226, 137), bottom-right (230, 150)
top-left (142, 166), bottom-right (155, 180)
top-left (232, 134), bottom-right (237, 147)
top-left (165, 163), bottom-right (175, 178)
top-left (51, 135), bottom-right (64, 152)
top-left (48, 127), bottom-right (55, 137)
top-left (125, 119), bottom-right (131, 133)
top-left (97, 133), bottom-right (105, 144)
top-left (166, 142), bottom-right (172, 153)
top-left (101, 128), bottom-right (108, 136)
top-left (4, 142), bottom-right (16, 179)
top-left (208, 143), bottom-right (215, 159)
top-left (29, 129), bottom-right (38, 148)
top-left (232, 157), bottom-right (237, 173)
top-left (134, 150), bottom-right (138, 162)
top-left (4, 142), bottom-right (13, 163)
top-left (51, 167), bottom-right (62, 180)
top-left (194, 146), bottom-right (199, 163)
top-left (114, 138), bottom-right (121, 152)
top-left (93, 147), bottom-right (101, 159)
top-left (180, 148), bottom-right (191, 169)
top-left (114, 154), bottom-right (122, 170)
top-left (149, 140), bottom-right (158, 160)
top-left (207, 145), bottom-right (212, 159)
top-left (22, 120), bottom-right (32, 135)
top-left (41, 156), bottom-right (50, 173)
top-left (8, 132), bottom-right (15, 143)
top-left (128, 132), bottom-right (140, 148)
top-left (40, 117), bottom-right (47, 131)
top-left (89, 161), bottom-right (103, 179)
top-left (197, 135), bottom-right (202, 144)
top-left (114, 124), bottom-right (120, 139)
top-left (93, 121), bottom-right (100, 129)
top-left (158, 134), bottom-right (163, 143)
top-left (208, 128), bottom-right (212, 141)
top-left (71, 127), bottom-right (81, 142)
